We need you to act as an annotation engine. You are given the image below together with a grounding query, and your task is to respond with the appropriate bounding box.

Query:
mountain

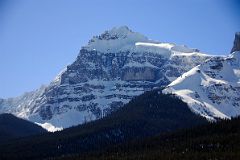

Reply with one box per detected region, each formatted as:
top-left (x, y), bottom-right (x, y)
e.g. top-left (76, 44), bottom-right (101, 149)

top-left (0, 90), bottom-right (207, 160)
top-left (0, 113), bottom-right (46, 143)
top-left (163, 33), bottom-right (240, 120)
top-left (0, 26), bottom-right (210, 131)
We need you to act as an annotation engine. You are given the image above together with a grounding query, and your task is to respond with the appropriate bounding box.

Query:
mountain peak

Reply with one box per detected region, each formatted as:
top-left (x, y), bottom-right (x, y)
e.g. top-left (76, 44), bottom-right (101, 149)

top-left (95, 26), bottom-right (142, 41)
top-left (84, 26), bottom-right (203, 55)
top-left (231, 32), bottom-right (240, 53)
top-left (103, 26), bottom-right (133, 39)
top-left (84, 26), bottom-right (149, 53)
top-left (0, 26), bottom-right (212, 131)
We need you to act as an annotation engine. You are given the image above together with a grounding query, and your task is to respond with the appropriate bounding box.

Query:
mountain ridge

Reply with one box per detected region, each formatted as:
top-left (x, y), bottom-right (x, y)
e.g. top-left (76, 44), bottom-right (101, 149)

top-left (163, 35), bottom-right (240, 120)
top-left (0, 113), bottom-right (46, 143)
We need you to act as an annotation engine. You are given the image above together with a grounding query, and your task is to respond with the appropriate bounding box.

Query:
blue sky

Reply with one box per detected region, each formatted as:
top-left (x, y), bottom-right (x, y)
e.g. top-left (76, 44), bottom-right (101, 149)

top-left (0, 0), bottom-right (239, 98)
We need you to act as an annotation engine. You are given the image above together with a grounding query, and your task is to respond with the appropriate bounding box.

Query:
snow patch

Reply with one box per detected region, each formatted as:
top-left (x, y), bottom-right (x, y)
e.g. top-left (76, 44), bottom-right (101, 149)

top-left (36, 122), bottom-right (63, 132)
top-left (135, 42), bottom-right (174, 50)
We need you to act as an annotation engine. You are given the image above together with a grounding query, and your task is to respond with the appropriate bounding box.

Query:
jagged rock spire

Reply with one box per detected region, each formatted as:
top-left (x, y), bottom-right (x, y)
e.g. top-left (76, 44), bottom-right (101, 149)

top-left (231, 32), bottom-right (240, 53)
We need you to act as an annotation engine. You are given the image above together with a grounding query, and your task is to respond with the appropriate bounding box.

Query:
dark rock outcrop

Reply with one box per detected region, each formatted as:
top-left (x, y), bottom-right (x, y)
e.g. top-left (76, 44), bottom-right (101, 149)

top-left (231, 32), bottom-right (240, 53)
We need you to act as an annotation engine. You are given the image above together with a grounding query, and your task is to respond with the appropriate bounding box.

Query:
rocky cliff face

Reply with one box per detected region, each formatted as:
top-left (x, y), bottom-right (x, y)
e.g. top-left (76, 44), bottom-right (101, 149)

top-left (0, 26), bottom-right (210, 131)
top-left (231, 32), bottom-right (240, 53)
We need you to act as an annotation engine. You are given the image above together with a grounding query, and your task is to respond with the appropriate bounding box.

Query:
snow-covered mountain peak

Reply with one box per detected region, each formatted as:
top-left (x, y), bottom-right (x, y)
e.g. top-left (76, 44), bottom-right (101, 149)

top-left (97, 26), bottom-right (147, 40)
top-left (163, 50), bottom-right (240, 120)
top-left (84, 26), bottom-right (149, 53)
top-left (103, 26), bottom-right (133, 39)
top-left (0, 27), bottom-right (212, 131)
top-left (84, 26), bottom-right (206, 60)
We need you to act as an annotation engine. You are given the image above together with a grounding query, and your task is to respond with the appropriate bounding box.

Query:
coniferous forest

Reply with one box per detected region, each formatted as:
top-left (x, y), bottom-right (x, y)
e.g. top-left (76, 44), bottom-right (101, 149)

top-left (54, 117), bottom-right (240, 160)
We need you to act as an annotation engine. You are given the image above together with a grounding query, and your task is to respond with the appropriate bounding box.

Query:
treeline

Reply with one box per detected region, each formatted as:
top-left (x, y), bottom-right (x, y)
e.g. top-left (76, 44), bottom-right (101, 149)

top-left (0, 90), bottom-right (207, 160)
